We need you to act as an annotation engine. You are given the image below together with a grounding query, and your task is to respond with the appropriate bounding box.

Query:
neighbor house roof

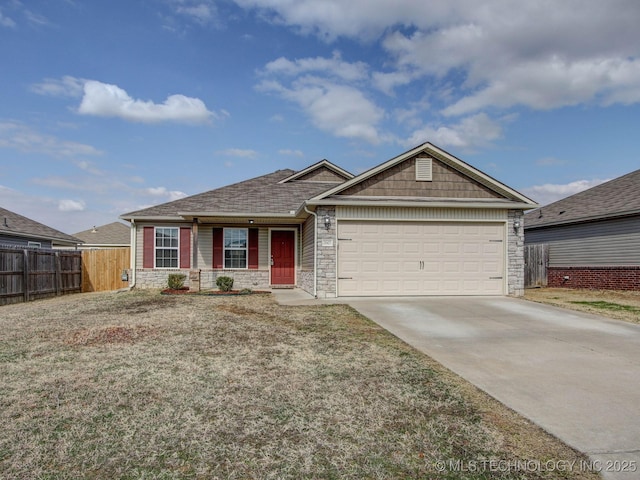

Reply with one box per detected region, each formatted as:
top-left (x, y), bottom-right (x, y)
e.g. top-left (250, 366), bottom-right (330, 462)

top-left (525, 168), bottom-right (640, 229)
top-left (73, 222), bottom-right (130, 246)
top-left (121, 169), bottom-right (343, 220)
top-left (0, 206), bottom-right (82, 246)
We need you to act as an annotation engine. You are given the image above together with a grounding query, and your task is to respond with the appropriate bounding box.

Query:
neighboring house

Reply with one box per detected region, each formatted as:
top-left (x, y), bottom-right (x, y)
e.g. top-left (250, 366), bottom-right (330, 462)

top-left (121, 143), bottom-right (537, 297)
top-left (525, 168), bottom-right (640, 290)
top-left (72, 222), bottom-right (131, 250)
top-left (0, 206), bottom-right (81, 249)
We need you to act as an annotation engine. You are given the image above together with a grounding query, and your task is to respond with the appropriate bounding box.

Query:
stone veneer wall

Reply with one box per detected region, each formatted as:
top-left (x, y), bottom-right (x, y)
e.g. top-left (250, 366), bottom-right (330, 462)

top-left (297, 269), bottom-right (314, 296)
top-left (135, 269), bottom-right (270, 290)
top-left (315, 206), bottom-right (337, 298)
top-left (508, 209), bottom-right (525, 296)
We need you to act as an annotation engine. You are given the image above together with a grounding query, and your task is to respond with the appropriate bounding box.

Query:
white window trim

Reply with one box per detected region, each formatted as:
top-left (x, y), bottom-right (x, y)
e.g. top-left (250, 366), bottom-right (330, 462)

top-left (27, 241), bottom-right (42, 248)
top-left (223, 227), bottom-right (249, 270)
top-left (155, 227), bottom-right (180, 269)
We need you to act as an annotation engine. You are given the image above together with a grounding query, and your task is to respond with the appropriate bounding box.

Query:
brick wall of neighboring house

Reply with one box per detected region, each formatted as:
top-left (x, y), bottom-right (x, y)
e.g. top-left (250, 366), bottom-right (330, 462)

top-left (548, 266), bottom-right (640, 290)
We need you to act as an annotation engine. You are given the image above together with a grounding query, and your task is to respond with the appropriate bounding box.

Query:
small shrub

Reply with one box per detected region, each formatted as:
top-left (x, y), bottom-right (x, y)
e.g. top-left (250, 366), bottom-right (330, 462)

top-left (239, 288), bottom-right (252, 295)
top-left (216, 276), bottom-right (234, 292)
top-left (167, 274), bottom-right (186, 290)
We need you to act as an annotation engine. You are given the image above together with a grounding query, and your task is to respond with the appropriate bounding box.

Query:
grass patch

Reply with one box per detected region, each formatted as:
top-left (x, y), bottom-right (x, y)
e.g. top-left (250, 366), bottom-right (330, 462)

top-left (0, 291), bottom-right (596, 479)
top-left (570, 300), bottom-right (640, 314)
top-left (526, 287), bottom-right (640, 324)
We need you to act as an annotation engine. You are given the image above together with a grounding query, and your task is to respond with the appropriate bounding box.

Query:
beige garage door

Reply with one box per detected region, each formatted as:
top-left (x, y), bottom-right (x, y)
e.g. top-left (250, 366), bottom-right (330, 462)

top-left (337, 221), bottom-right (505, 296)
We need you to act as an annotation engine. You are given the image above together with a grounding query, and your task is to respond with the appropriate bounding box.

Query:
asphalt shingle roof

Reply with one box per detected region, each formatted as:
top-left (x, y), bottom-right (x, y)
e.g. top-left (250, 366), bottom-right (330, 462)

top-left (122, 169), bottom-right (341, 218)
top-left (73, 222), bottom-right (130, 245)
top-left (0, 206), bottom-right (81, 245)
top-left (525, 168), bottom-right (640, 229)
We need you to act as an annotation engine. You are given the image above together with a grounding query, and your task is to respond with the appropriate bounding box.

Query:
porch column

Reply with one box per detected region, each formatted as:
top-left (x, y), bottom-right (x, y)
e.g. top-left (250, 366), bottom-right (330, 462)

top-left (316, 206), bottom-right (337, 298)
top-left (189, 218), bottom-right (201, 291)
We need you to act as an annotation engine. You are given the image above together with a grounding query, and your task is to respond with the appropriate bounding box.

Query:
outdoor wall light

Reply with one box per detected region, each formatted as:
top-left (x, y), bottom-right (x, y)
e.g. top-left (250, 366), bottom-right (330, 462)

top-left (248, 219), bottom-right (254, 224)
top-left (513, 220), bottom-right (521, 233)
top-left (324, 215), bottom-right (331, 230)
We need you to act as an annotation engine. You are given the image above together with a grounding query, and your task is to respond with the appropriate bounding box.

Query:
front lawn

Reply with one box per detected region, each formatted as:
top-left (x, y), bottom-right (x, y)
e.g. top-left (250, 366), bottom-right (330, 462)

top-left (0, 291), bottom-right (596, 479)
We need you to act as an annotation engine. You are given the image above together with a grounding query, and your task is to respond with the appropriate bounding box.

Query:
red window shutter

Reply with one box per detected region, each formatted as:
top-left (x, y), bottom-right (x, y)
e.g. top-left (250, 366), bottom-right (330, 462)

top-left (180, 227), bottom-right (191, 269)
top-left (143, 227), bottom-right (154, 268)
top-left (248, 228), bottom-right (259, 269)
top-left (212, 228), bottom-right (223, 268)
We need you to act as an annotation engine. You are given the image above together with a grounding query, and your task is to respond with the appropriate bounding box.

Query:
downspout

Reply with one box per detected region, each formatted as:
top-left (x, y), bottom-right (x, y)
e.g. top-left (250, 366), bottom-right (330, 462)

top-left (128, 219), bottom-right (137, 289)
top-left (303, 205), bottom-right (318, 297)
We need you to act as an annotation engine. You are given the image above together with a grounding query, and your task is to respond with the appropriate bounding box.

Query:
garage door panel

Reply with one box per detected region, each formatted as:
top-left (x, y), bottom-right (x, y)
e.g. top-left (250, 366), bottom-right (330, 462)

top-left (338, 221), bottom-right (505, 296)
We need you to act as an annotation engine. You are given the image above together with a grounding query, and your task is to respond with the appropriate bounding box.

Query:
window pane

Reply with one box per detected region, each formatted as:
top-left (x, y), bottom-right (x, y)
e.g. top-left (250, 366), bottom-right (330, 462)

top-left (224, 250), bottom-right (247, 269)
top-left (224, 228), bottom-right (247, 249)
top-left (155, 228), bottom-right (179, 268)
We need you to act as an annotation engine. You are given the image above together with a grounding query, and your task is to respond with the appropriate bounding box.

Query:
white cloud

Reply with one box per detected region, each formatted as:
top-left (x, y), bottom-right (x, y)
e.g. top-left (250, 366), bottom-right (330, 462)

top-left (404, 113), bottom-right (502, 150)
top-left (372, 70), bottom-right (419, 96)
top-left (146, 187), bottom-right (187, 201)
top-left (0, 10), bottom-right (16, 27)
top-left (443, 57), bottom-right (640, 116)
top-left (234, 0), bottom-right (431, 41)
top-left (521, 179), bottom-right (609, 206)
top-left (263, 51), bottom-right (369, 82)
top-left (239, 0), bottom-right (640, 116)
top-left (58, 199), bottom-right (85, 212)
top-left (257, 77), bottom-right (384, 144)
top-left (0, 186), bottom-right (118, 234)
top-left (216, 148), bottom-right (258, 158)
top-left (0, 121), bottom-right (103, 157)
top-left (24, 9), bottom-right (50, 26)
top-left (278, 149), bottom-right (304, 157)
top-left (31, 76), bottom-right (85, 97)
top-left (170, 0), bottom-right (217, 24)
top-left (78, 80), bottom-right (214, 124)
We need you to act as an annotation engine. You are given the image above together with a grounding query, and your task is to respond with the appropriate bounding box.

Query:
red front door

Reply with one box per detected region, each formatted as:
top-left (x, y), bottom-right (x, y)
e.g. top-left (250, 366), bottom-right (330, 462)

top-left (271, 230), bottom-right (295, 285)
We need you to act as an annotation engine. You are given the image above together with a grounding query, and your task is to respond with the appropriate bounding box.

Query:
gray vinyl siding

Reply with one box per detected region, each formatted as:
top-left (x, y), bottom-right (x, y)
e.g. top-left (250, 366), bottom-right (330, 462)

top-left (302, 216), bottom-right (315, 270)
top-left (0, 234), bottom-right (52, 249)
top-left (525, 216), bottom-right (640, 266)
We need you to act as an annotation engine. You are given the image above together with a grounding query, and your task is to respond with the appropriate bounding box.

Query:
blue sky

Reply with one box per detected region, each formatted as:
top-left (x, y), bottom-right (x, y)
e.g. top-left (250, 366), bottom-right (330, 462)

top-left (2, 0), bottom-right (640, 234)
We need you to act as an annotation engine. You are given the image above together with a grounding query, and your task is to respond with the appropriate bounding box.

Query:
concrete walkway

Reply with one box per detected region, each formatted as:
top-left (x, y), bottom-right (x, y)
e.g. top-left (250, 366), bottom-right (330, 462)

top-left (273, 290), bottom-right (640, 479)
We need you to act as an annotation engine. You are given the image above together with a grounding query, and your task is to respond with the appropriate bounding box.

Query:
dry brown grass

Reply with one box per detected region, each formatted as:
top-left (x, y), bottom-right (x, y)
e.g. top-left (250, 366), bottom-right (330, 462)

top-left (525, 287), bottom-right (640, 324)
top-left (0, 290), bottom-right (598, 479)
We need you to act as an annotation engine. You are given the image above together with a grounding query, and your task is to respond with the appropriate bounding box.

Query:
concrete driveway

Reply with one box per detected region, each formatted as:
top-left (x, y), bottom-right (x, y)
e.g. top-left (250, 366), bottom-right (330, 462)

top-left (342, 296), bottom-right (640, 480)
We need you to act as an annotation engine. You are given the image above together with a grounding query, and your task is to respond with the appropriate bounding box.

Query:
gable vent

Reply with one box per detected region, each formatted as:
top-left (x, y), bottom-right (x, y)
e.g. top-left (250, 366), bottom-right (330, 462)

top-left (415, 157), bottom-right (432, 181)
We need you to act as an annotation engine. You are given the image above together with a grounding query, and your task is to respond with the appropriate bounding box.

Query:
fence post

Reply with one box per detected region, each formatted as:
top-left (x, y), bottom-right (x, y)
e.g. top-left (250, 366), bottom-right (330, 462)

top-left (22, 249), bottom-right (30, 302)
top-left (55, 251), bottom-right (62, 296)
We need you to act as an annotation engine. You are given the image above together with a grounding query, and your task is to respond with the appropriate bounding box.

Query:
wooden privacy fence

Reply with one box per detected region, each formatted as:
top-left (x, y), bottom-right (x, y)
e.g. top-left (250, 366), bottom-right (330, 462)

top-left (0, 247), bottom-right (82, 306)
top-left (524, 243), bottom-right (549, 288)
top-left (82, 247), bottom-right (130, 292)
